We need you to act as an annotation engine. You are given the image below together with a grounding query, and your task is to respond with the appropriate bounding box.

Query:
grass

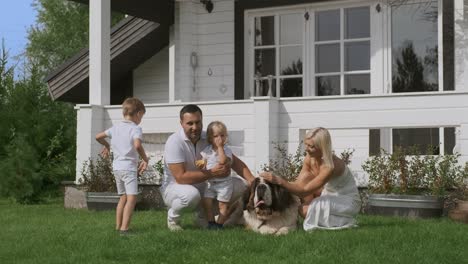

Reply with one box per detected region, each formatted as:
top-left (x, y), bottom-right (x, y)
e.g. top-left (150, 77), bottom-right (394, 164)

top-left (1, 198), bottom-right (468, 264)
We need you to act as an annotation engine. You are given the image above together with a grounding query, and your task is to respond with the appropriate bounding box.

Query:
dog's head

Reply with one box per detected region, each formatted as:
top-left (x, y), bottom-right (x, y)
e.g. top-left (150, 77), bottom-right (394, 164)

top-left (245, 177), bottom-right (296, 220)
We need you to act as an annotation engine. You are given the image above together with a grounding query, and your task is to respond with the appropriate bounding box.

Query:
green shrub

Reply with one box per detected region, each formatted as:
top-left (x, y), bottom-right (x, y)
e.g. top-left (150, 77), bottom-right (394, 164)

top-left (262, 142), bottom-right (354, 182)
top-left (0, 134), bottom-right (42, 203)
top-left (79, 155), bottom-right (116, 192)
top-left (362, 146), bottom-right (466, 196)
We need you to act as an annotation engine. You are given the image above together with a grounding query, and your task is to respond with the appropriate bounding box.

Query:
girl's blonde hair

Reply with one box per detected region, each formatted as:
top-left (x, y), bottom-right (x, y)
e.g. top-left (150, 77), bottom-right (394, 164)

top-left (206, 121), bottom-right (228, 145)
top-left (305, 127), bottom-right (334, 169)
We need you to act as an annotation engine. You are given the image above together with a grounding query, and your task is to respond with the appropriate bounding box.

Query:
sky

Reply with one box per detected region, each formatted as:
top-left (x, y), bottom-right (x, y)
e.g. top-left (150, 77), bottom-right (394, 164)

top-left (0, 0), bottom-right (37, 68)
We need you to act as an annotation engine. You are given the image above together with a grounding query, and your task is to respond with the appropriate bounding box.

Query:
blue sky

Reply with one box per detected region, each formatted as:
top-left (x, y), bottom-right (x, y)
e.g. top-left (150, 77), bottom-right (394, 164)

top-left (0, 0), bottom-right (36, 67)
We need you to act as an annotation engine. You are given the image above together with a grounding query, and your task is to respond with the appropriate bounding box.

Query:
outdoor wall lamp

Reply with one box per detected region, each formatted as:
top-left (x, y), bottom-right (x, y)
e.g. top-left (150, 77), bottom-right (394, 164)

top-left (200, 0), bottom-right (213, 13)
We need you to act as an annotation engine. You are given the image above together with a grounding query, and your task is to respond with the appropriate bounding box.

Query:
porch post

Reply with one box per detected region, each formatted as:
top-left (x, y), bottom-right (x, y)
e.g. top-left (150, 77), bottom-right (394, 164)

top-left (253, 97), bottom-right (279, 173)
top-left (459, 124), bottom-right (468, 164)
top-left (89, 0), bottom-right (111, 105)
top-left (74, 105), bottom-right (105, 183)
top-left (454, 0), bottom-right (468, 92)
top-left (169, 25), bottom-right (176, 102)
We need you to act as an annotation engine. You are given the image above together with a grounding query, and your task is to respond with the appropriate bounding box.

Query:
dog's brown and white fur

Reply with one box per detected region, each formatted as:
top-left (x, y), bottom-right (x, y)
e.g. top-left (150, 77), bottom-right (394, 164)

top-left (243, 177), bottom-right (299, 235)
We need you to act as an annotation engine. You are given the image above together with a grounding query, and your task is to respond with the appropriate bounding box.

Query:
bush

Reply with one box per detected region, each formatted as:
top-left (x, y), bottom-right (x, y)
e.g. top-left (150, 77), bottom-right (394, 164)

top-left (0, 51), bottom-right (76, 203)
top-left (79, 155), bottom-right (116, 192)
top-left (0, 134), bottom-right (42, 203)
top-left (362, 146), bottom-right (467, 196)
top-left (261, 142), bottom-right (354, 182)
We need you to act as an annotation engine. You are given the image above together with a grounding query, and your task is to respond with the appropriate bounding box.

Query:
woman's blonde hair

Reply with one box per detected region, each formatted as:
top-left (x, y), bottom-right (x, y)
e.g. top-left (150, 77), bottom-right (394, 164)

top-left (206, 121), bottom-right (228, 145)
top-left (305, 127), bottom-right (334, 169)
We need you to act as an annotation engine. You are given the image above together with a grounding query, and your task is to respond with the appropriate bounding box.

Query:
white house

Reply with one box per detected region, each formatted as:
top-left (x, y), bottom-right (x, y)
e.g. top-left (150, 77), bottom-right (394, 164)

top-left (46, 0), bottom-right (468, 186)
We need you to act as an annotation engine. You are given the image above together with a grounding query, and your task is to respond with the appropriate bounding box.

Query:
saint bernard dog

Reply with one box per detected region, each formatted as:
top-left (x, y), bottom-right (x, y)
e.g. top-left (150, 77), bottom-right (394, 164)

top-left (243, 177), bottom-right (299, 235)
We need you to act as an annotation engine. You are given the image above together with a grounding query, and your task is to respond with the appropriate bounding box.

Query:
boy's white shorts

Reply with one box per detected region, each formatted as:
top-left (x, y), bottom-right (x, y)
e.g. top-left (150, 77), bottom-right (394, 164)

top-left (114, 170), bottom-right (138, 195)
top-left (204, 178), bottom-right (233, 202)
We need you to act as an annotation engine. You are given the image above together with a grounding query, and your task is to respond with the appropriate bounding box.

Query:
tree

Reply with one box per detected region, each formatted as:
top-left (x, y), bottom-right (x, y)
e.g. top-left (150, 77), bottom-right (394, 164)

top-left (26, 0), bottom-right (124, 77)
top-left (0, 0), bottom-right (123, 203)
top-left (392, 42), bottom-right (429, 93)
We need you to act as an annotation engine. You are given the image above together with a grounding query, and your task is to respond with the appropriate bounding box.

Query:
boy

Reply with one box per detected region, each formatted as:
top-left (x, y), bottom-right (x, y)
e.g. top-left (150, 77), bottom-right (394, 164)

top-left (95, 97), bottom-right (149, 236)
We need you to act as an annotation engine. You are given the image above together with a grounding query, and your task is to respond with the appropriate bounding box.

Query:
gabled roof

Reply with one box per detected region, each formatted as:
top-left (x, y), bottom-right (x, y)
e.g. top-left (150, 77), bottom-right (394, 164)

top-left (46, 0), bottom-right (172, 103)
top-left (45, 16), bottom-right (168, 103)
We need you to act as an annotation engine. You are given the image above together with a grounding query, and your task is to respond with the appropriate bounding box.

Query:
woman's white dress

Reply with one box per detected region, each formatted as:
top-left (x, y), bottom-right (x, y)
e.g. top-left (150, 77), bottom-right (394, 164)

top-left (303, 166), bottom-right (362, 231)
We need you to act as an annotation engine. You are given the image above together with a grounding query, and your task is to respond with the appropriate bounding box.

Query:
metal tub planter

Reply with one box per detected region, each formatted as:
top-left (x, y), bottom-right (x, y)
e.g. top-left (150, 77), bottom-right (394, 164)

top-left (86, 192), bottom-right (121, 211)
top-left (368, 194), bottom-right (444, 218)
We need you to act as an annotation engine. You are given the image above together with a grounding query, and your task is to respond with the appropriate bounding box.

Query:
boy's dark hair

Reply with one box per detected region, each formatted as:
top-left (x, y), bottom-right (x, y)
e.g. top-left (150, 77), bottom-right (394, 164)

top-left (122, 97), bottom-right (146, 117)
top-left (180, 104), bottom-right (202, 120)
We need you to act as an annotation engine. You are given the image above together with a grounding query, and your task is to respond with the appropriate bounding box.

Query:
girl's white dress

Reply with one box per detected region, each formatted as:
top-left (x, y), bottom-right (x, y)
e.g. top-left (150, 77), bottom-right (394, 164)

top-left (303, 166), bottom-right (362, 231)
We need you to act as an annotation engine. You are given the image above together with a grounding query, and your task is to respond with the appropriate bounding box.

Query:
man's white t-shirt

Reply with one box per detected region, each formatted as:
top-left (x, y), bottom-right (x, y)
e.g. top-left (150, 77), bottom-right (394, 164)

top-left (105, 120), bottom-right (143, 172)
top-left (161, 129), bottom-right (209, 190)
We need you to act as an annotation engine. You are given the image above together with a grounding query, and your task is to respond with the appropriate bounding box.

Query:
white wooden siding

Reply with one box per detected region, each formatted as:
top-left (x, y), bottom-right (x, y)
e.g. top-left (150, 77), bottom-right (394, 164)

top-left (133, 46), bottom-right (169, 103)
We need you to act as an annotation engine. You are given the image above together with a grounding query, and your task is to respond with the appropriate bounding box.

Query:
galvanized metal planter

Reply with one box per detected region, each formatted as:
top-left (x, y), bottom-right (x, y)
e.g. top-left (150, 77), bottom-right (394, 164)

top-left (86, 192), bottom-right (121, 211)
top-left (368, 194), bottom-right (444, 218)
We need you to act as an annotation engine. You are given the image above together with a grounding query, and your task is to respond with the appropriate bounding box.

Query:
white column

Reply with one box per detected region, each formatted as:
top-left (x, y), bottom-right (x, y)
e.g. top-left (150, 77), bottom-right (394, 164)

top-left (169, 25), bottom-right (176, 102)
top-left (74, 105), bottom-right (106, 183)
top-left (459, 124), bottom-right (468, 164)
top-left (454, 0), bottom-right (467, 91)
top-left (89, 0), bottom-right (111, 105)
top-left (463, 1), bottom-right (468, 92)
top-left (253, 97), bottom-right (279, 172)
top-left (175, 0), bottom-right (197, 102)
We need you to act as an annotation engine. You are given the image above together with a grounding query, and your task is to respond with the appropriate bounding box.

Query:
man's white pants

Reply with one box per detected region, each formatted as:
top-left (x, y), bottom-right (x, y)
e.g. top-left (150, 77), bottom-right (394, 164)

top-left (162, 175), bottom-right (248, 224)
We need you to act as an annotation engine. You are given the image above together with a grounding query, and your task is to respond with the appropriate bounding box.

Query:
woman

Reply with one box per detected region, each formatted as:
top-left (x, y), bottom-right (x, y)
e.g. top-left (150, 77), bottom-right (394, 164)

top-left (260, 127), bottom-right (361, 231)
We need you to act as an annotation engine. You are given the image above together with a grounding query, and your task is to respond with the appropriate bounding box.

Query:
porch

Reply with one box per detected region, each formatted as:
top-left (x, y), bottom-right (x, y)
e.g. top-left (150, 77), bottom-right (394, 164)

top-left (75, 91), bottom-right (468, 184)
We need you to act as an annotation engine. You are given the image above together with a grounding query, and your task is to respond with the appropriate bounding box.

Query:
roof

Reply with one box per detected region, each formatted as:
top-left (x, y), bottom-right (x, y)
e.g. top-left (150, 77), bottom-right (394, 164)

top-left (46, 0), bottom-right (172, 103)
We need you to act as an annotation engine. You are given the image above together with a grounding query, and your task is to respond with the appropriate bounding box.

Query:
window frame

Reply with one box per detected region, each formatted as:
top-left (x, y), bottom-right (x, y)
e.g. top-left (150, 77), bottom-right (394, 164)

top-left (373, 127), bottom-right (456, 156)
top-left (383, 0), bottom-right (447, 93)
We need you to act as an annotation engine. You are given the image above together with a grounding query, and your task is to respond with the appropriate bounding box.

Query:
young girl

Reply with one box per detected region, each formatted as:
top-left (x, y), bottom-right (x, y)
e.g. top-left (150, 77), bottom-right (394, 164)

top-left (197, 121), bottom-right (233, 229)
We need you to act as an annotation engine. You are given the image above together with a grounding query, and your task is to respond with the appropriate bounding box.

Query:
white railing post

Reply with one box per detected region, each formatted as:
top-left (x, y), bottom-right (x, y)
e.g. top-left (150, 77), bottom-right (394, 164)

top-left (253, 97), bottom-right (279, 173)
top-left (75, 105), bottom-right (106, 183)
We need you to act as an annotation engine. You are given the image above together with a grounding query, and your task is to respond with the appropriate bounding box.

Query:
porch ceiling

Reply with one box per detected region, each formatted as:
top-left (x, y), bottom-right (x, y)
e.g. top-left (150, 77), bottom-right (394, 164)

top-left (70, 0), bottom-right (172, 22)
top-left (45, 16), bottom-right (169, 103)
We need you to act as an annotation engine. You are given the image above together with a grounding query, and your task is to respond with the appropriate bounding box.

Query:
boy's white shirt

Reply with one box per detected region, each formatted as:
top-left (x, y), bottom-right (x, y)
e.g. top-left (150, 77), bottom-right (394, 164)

top-left (200, 144), bottom-right (233, 181)
top-left (105, 120), bottom-right (143, 172)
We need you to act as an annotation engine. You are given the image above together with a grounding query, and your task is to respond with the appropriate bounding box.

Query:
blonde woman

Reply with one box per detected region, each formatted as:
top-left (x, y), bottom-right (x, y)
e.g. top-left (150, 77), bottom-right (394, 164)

top-left (260, 127), bottom-right (361, 231)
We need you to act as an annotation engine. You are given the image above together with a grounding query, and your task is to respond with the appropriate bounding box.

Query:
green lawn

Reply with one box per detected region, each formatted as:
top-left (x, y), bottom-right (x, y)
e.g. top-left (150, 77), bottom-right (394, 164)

top-left (1, 199), bottom-right (467, 264)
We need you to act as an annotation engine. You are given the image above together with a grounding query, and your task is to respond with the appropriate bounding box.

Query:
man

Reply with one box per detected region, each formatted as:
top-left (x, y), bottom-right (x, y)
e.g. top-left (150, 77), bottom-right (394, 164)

top-left (161, 104), bottom-right (255, 231)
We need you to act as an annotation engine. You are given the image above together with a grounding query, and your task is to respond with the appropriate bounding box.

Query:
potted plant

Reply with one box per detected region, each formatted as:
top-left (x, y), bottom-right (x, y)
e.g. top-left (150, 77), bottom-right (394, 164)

top-left (79, 155), bottom-right (165, 211)
top-left (448, 164), bottom-right (468, 223)
top-left (79, 155), bottom-right (119, 211)
top-left (362, 146), bottom-right (465, 218)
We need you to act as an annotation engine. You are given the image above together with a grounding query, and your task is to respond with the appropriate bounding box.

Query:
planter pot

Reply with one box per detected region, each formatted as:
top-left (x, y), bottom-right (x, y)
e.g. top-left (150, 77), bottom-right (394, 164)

top-left (448, 209), bottom-right (468, 223)
top-left (368, 194), bottom-right (443, 218)
top-left (448, 200), bottom-right (468, 224)
top-left (455, 200), bottom-right (468, 211)
top-left (86, 191), bottom-right (148, 211)
top-left (86, 192), bottom-right (120, 211)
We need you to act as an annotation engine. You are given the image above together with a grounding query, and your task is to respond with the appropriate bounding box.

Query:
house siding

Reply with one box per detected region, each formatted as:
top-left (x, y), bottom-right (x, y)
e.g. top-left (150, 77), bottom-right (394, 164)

top-left (133, 46), bottom-right (169, 104)
top-left (174, 0), bottom-right (235, 102)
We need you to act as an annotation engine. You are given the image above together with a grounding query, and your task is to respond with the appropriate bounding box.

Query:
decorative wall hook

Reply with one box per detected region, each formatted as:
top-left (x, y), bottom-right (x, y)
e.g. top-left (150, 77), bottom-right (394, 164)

top-left (200, 0), bottom-right (214, 13)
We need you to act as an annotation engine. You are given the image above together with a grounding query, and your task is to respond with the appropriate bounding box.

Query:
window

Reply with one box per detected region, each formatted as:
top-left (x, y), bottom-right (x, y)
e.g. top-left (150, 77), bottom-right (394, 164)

top-left (369, 127), bottom-right (456, 155)
top-left (253, 13), bottom-right (304, 97)
top-left (246, 0), bottom-right (454, 98)
top-left (390, 0), bottom-right (454, 92)
top-left (315, 7), bottom-right (371, 96)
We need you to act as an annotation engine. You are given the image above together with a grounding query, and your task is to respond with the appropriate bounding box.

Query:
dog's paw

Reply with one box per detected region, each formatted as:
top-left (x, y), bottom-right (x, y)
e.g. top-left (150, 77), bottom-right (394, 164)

top-left (275, 226), bottom-right (293, 236)
top-left (258, 226), bottom-right (277, 235)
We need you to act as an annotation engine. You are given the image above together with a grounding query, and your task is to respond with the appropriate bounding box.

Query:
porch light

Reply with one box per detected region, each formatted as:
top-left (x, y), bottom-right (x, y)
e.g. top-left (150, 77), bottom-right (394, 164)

top-left (200, 0), bottom-right (214, 13)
